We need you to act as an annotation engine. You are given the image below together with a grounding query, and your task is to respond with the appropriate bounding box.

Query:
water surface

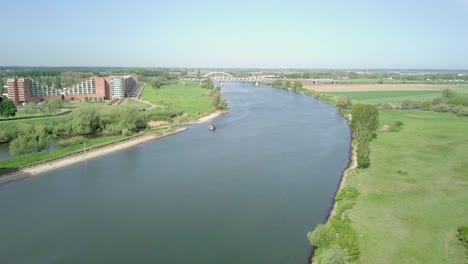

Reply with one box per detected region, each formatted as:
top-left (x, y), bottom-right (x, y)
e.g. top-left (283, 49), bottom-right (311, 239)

top-left (0, 83), bottom-right (350, 264)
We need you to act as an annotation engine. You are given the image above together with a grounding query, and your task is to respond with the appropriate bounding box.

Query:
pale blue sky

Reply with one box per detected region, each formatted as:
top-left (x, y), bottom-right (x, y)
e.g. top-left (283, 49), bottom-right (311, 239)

top-left (2, 0), bottom-right (468, 69)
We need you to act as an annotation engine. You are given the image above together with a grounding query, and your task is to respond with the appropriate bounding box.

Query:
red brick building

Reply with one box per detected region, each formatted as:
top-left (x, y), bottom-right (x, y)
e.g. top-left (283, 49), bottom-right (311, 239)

top-left (6, 76), bottom-right (136, 105)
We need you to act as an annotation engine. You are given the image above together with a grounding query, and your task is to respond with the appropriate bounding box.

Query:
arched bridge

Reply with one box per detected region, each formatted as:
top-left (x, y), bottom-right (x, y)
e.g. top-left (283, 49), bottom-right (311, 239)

top-left (203, 72), bottom-right (235, 78)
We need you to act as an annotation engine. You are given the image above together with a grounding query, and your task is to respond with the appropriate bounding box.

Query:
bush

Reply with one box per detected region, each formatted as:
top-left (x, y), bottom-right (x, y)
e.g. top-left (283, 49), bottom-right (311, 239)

top-left (432, 96), bottom-right (446, 106)
top-left (442, 89), bottom-right (456, 98)
top-left (375, 103), bottom-right (394, 109)
top-left (388, 120), bottom-right (404, 132)
top-left (448, 95), bottom-right (468, 106)
top-left (316, 244), bottom-right (352, 264)
top-left (421, 100), bottom-right (432, 111)
top-left (457, 226), bottom-right (468, 250)
top-left (58, 136), bottom-right (87, 148)
top-left (457, 107), bottom-right (468, 117)
top-left (336, 187), bottom-right (359, 202)
top-left (400, 100), bottom-right (420, 109)
top-left (433, 103), bottom-right (450, 113)
top-left (308, 224), bottom-right (335, 248)
top-left (9, 125), bottom-right (50, 156)
top-left (336, 96), bottom-right (352, 109)
top-left (356, 139), bottom-right (371, 168)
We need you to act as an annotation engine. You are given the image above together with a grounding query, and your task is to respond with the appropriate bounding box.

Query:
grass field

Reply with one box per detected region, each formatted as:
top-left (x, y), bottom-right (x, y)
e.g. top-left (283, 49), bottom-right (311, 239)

top-left (304, 83), bottom-right (468, 92)
top-left (346, 110), bottom-right (468, 263)
top-left (327, 90), bottom-right (468, 104)
top-left (141, 83), bottom-right (213, 120)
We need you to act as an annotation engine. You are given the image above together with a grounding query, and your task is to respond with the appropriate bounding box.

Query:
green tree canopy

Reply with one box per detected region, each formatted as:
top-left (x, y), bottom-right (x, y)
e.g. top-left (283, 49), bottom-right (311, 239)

top-left (350, 104), bottom-right (379, 140)
top-left (336, 96), bottom-right (352, 109)
top-left (0, 98), bottom-right (18, 118)
top-left (47, 99), bottom-right (63, 115)
top-left (293, 81), bottom-right (303, 90)
top-left (9, 125), bottom-right (50, 156)
top-left (54, 77), bottom-right (62, 89)
top-left (211, 91), bottom-right (221, 107)
top-left (72, 107), bottom-right (101, 135)
top-left (201, 78), bottom-right (214, 89)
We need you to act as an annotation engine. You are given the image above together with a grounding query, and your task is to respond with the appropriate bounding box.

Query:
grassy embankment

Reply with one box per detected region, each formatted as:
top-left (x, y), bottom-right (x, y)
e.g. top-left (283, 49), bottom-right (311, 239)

top-left (0, 83), bottom-right (214, 173)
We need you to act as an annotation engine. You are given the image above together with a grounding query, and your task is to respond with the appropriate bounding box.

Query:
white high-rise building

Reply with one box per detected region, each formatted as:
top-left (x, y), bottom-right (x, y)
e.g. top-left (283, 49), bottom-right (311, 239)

top-left (110, 77), bottom-right (125, 99)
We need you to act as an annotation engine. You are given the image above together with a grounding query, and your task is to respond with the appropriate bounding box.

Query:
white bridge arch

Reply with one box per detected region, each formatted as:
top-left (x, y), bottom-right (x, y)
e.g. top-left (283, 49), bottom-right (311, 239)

top-left (203, 72), bottom-right (234, 78)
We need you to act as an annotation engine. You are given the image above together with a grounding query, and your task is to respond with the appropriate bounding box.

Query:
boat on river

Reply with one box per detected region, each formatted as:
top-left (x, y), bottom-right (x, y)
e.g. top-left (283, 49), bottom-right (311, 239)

top-left (208, 125), bottom-right (216, 131)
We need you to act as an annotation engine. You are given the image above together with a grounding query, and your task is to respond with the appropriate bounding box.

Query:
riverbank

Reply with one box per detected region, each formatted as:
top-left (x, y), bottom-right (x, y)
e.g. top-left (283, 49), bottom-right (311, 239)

top-left (0, 128), bottom-right (187, 185)
top-left (184, 110), bottom-right (227, 125)
top-left (326, 142), bottom-right (357, 221)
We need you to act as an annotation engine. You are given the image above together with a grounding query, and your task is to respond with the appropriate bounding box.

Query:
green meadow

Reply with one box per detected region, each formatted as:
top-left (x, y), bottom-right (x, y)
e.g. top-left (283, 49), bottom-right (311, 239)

top-left (141, 82), bottom-right (213, 120)
top-left (345, 110), bottom-right (468, 263)
top-left (327, 90), bottom-right (468, 104)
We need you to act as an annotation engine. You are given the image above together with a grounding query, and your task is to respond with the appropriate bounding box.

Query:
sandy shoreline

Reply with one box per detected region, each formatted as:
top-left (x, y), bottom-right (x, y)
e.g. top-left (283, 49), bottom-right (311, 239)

top-left (0, 109), bottom-right (227, 185)
top-left (326, 141), bottom-right (357, 221)
top-left (184, 110), bottom-right (227, 125)
top-left (0, 128), bottom-right (187, 186)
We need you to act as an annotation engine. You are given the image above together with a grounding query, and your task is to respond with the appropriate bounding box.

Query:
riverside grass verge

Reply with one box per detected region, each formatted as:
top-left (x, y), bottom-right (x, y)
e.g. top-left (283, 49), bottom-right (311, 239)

top-left (272, 84), bottom-right (468, 263)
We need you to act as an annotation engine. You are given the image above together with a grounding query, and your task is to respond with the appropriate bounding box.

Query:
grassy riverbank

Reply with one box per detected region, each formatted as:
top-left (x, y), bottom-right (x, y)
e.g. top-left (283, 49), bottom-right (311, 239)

top-left (0, 135), bottom-right (129, 173)
top-left (346, 110), bottom-right (468, 263)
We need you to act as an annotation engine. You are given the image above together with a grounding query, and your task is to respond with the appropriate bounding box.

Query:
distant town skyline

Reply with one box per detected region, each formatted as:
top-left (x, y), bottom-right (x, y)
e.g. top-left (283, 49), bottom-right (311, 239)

top-left (2, 0), bottom-right (468, 69)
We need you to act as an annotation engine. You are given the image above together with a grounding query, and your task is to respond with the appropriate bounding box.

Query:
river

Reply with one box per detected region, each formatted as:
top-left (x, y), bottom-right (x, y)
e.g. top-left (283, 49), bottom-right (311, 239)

top-left (0, 83), bottom-right (351, 264)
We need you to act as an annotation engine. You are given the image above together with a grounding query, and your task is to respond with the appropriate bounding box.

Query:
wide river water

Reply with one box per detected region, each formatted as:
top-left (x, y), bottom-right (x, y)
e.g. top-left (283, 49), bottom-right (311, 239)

top-left (0, 83), bottom-right (350, 264)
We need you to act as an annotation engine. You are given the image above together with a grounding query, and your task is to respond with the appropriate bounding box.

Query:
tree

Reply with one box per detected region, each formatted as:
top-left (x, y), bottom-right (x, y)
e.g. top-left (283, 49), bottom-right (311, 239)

top-left (0, 78), bottom-right (4, 94)
top-left (47, 99), bottom-right (63, 115)
top-left (0, 98), bottom-right (18, 118)
top-left (217, 98), bottom-right (228, 109)
top-left (196, 69), bottom-right (201, 78)
top-left (442, 89), bottom-right (456, 98)
top-left (293, 81), bottom-right (303, 91)
top-left (356, 138), bottom-right (371, 168)
top-left (9, 125), bottom-right (50, 156)
top-left (23, 102), bottom-right (38, 114)
top-left (72, 107), bottom-right (101, 135)
top-left (150, 78), bottom-right (162, 89)
top-left (336, 96), bottom-right (352, 109)
top-left (350, 104), bottom-right (379, 140)
top-left (285, 80), bottom-right (292, 88)
top-left (54, 77), bottom-right (62, 89)
top-left (272, 80), bottom-right (284, 88)
top-left (201, 78), bottom-right (214, 89)
top-left (211, 91), bottom-right (221, 107)
top-left (105, 107), bottom-right (144, 135)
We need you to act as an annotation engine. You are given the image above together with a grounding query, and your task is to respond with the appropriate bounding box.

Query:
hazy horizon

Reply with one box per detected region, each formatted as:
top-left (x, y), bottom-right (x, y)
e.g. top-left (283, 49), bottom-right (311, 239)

top-left (2, 0), bottom-right (468, 69)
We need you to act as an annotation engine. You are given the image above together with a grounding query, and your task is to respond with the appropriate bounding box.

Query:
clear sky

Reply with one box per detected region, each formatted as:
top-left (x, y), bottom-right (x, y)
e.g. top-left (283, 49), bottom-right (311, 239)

top-left (2, 0), bottom-right (468, 69)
